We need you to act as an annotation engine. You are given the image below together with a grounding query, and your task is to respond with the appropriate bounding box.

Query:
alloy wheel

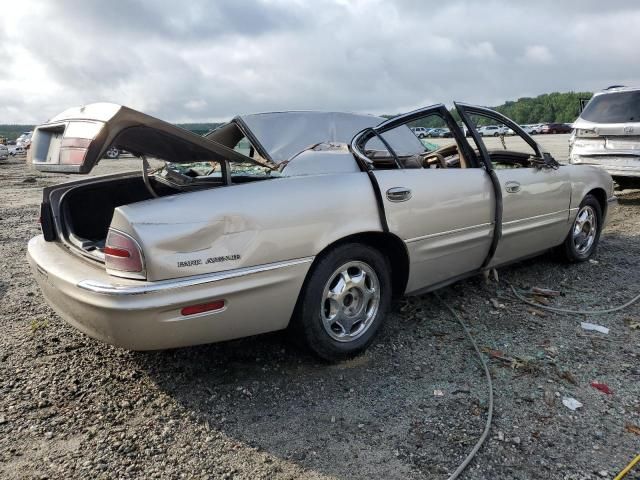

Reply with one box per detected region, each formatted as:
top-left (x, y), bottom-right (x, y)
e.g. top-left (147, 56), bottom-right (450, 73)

top-left (320, 261), bottom-right (380, 342)
top-left (573, 205), bottom-right (597, 255)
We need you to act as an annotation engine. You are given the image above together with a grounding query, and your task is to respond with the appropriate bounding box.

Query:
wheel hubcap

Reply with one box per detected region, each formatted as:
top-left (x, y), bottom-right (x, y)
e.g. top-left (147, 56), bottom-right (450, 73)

top-left (572, 205), bottom-right (597, 255)
top-left (321, 261), bottom-right (380, 342)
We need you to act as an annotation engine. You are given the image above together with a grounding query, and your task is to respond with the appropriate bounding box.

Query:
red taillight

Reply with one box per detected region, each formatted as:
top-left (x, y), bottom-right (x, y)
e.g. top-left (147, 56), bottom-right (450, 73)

top-left (181, 300), bottom-right (226, 316)
top-left (103, 246), bottom-right (131, 258)
top-left (59, 138), bottom-right (90, 165)
top-left (104, 229), bottom-right (145, 278)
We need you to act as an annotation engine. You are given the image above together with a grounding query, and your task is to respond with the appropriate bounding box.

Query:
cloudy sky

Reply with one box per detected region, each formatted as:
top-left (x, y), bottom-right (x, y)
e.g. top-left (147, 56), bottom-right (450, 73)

top-left (1, 0), bottom-right (639, 124)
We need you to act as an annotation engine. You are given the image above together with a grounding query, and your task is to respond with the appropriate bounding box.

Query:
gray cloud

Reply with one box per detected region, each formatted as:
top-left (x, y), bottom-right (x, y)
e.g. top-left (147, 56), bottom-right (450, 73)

top-left (1, 0), bottom-right (639, 123)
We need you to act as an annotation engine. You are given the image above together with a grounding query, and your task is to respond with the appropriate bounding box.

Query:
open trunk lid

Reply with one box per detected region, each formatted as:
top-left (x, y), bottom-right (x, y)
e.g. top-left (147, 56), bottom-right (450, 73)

top-left (30, 102), bottom-right (252, 174)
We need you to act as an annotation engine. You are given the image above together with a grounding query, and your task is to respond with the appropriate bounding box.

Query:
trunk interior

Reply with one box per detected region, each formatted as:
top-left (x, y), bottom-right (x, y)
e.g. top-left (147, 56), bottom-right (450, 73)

top-left (57, 168), bottom-right (267, 262)
top-left (60, 176), bottom-right (182, 258)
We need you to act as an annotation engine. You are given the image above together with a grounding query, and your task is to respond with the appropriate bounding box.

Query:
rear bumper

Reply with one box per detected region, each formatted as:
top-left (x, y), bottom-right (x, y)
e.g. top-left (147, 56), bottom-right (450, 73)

top-left (570, 152), bottom-right (640, 178)
top-left (27, 235), bottom-right (312, 350)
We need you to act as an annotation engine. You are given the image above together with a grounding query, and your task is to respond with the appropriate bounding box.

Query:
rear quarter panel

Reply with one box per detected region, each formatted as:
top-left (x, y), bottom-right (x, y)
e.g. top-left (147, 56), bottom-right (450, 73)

top-left (565, 164), bottom-right (614, 214)
top-left (110, 172), bottom-right (383, 281)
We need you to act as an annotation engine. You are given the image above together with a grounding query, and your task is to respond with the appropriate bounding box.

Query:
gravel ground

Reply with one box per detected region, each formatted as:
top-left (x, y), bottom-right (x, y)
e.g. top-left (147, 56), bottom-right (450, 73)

top-left (1, 140), bottom-right (639, 479)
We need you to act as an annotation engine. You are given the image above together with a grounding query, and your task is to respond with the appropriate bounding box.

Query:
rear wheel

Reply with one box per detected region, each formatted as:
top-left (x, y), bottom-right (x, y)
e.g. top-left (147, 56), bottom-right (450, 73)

top-left (290, 243), bottom-right (391, 361)
top-left (559, 194), bottom-right (602, 262)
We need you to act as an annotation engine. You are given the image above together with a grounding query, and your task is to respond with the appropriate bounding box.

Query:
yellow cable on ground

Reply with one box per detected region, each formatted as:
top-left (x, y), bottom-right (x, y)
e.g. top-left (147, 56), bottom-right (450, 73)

top-left (614, 453), bottom-right (640, 480)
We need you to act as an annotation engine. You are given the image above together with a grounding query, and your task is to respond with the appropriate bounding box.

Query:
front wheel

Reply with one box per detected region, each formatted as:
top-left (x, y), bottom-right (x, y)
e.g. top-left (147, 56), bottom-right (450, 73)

top-left (559, 194), bottom-right (602, 262)
top-left (290, 243), bottom-right (391, 361)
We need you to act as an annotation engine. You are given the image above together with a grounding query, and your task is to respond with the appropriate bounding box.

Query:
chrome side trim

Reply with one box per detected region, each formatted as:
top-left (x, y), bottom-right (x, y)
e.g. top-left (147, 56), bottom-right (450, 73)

top-left (502, 209), bottom-right (568, 226)
top-left (405, 223), bottom-right (492, 244)
top-left (78, 257), bottom-right (314, 296)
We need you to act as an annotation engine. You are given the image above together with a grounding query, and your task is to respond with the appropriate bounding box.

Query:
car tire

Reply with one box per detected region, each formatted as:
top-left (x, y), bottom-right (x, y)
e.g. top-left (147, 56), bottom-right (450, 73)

top-left (559, 194), bottom-right (602, 262)
top-left (105, 147), bottom-right (120, 159)
top-left (290, 243), bottom-right (391, 361)
top-left (493, 132), bottom-right (499, 137)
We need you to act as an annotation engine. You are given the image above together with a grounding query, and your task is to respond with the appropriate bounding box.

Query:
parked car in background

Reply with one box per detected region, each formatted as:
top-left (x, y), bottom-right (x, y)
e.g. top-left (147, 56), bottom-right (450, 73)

top-left (541, 123), bottom-right (572, 134)
top-left (437, 127), bottom-right (452, 138)
top-left (411, 127), bottom-right (430, 138)
top-left (16, 131), bottom-right (33, 147)
top-left (477, 125), bottom-right (502, 136)
top-left (570, 85), bottom-right (640, 189)
top-left (0, 143), bottom-right (8, 160)
top-left (27, 102), bottom-right (615, 360)
top-left (9, 145), bottom-right (26, 156)
top-left (426, 127), bottom-right (447, 137)
top-left (523, 124), bottom-right (542, 135)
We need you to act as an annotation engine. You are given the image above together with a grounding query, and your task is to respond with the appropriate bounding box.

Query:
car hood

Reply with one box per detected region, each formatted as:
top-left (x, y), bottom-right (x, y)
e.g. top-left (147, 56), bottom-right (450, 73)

top-left (30, 103), bottom-right (256, 174)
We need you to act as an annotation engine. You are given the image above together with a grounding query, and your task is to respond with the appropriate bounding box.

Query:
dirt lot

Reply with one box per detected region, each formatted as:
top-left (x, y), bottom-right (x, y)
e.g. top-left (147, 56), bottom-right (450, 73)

top-left (1, 138), bottom-right (639, 479)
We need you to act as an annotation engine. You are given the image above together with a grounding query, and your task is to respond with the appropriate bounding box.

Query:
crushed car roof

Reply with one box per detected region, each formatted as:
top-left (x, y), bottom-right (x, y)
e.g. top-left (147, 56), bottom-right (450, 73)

top-left (235, 111), bottom-right (384, 164)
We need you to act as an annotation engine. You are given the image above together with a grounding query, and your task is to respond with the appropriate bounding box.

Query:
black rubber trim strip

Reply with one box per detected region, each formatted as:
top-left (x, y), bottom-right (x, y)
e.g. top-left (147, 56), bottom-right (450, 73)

top-left (481, 168), bottom-right (503, 269)
top-left (454, 102), bottom-right (504, 269)
top-left (39, 202), bottom-right (56, 242)
top-left (366, 170), bottom-right (389, 232)
top-left (372, 131), bottom-right (403, 169)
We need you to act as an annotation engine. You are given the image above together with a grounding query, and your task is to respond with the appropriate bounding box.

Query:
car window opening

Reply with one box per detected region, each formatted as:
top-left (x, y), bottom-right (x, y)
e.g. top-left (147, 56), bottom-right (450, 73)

top-left (465, 113), bottom-right (547, 169)
top-left (361, 113), bottom-right (472, 170)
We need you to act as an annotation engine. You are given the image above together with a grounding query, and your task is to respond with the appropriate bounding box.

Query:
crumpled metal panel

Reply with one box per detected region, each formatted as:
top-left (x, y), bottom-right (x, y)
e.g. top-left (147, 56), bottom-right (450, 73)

top-left (238, 111), bottom-right (425, 164)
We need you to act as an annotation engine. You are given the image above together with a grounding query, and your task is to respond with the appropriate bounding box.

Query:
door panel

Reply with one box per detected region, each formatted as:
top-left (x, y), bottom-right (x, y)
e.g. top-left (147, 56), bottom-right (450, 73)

top-left (454, 102), bottom-right (572, 267)
top-left (373, 169), bottom-right (494, 292)
top-left (490, 167), bottom-right (571, 266)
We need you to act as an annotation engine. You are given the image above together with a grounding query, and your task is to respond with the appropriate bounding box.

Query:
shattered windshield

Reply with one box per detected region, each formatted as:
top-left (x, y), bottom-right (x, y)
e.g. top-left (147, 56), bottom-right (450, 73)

top-left (159, 132), bottom-right (278, 180)
top-left (162, 160), bottom-right (277, 179)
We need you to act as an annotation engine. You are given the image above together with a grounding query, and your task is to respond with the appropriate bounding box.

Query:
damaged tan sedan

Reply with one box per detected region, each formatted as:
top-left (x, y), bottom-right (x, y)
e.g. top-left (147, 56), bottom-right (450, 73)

top-left (27, 102), bottom-right (616, 360)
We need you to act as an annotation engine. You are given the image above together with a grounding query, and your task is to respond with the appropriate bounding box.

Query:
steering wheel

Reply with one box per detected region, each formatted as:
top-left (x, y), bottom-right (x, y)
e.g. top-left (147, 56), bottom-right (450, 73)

top-left (422, 152), bottom-right (447, 168)
top-left (422, 144), bottom-right (460, 168)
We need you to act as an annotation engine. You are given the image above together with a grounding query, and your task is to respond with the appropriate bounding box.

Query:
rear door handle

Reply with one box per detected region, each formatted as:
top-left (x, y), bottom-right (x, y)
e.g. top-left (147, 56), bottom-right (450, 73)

top-left (505, 181), bottom-right (521, 193)
top-left (386, 187), bottom-right (412, 202)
